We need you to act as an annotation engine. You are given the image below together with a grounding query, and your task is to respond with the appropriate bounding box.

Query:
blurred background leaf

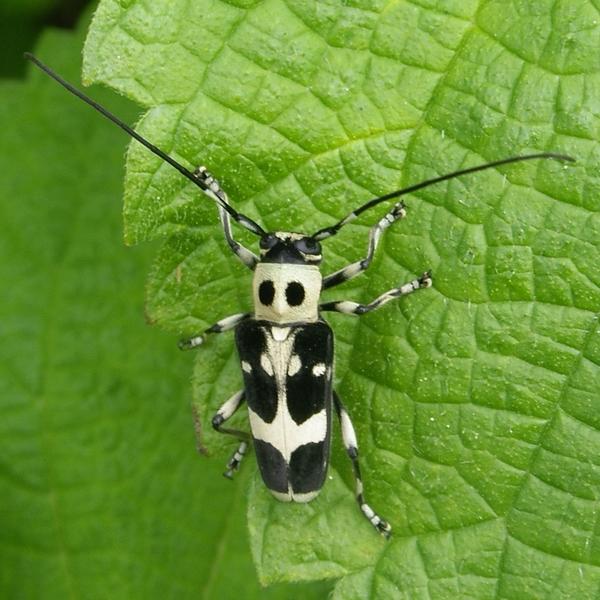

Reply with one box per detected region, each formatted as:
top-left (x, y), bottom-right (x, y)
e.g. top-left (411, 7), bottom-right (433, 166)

top-left (0, 0), bottom-right (95, 78)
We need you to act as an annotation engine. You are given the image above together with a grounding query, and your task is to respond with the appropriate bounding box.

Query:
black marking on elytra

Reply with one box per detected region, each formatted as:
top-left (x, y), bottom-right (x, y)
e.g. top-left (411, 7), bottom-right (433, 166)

top-left (259, 280), bottom-right (275, 306)
top-left (254, 439), bottom-right (288, 493)
top-left (286, 322), bottom-right (333, 425)
top-left (293, 321), bottom-right (332, 364)
top-left (235, 321), bottom-right (278, 423)
top-left (290, 441), bottom-right (329, 494)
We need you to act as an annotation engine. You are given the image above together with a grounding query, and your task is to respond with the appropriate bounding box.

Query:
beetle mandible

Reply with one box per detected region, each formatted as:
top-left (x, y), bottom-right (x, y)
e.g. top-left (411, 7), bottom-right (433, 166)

top-left (26, 53), bottom-right (574, 537)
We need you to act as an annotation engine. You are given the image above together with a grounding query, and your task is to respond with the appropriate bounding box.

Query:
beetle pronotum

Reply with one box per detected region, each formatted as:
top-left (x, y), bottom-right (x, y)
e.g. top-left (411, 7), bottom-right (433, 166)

top-left (26, 53), bottom-right (574, 537)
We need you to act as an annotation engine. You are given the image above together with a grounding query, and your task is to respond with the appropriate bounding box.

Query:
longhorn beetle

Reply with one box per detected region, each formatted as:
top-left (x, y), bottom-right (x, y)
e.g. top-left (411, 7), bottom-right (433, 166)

top-left (26, 53), bottom-right (575, 537)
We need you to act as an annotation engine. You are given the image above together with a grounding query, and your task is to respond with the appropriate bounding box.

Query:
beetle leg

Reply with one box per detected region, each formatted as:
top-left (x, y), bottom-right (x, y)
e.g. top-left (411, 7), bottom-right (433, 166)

top-left (333, 391), bottom-right (391, 538)
top-left (178, 311), bottom-right (252, 350)
top-left (211, 390), bottom-right (251, 478)
top-left (222, 441), bottom-right (249, 479)
top-left (193, 166), bottom-right (259, 270)
top-left (322, 202), bottom-right (407, 289)
top-left (320, 271), bottom-right (432, 316)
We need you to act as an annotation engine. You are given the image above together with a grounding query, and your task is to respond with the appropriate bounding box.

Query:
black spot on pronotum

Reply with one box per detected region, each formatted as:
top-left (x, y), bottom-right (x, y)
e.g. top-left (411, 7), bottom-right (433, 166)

top-left (286, 281), bottom-right (305, 306)
top-left (259, 280), bottom-right (275, 305)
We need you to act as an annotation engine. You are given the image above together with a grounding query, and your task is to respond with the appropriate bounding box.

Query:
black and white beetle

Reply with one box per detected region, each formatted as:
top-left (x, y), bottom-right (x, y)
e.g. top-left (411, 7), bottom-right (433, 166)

top-left (26, 53), bottom-right (574, 537)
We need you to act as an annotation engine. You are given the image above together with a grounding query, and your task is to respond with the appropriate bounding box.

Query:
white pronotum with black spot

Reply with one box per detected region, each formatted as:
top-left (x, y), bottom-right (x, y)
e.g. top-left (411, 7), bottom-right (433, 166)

top-left (28, 53), bottom-right (576, 538)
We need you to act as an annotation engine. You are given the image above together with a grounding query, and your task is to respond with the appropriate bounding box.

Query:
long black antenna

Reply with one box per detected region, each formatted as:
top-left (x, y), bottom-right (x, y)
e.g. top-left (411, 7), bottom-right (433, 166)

top-left (313, 152), bottom-right (575, 241)
top-left (24, 52), bottom-right (266, 237)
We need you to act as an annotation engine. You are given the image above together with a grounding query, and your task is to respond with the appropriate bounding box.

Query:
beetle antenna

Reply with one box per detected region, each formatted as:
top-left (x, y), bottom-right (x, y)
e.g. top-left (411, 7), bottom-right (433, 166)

top-left (312, 152), bottom-right (575, 241)
top-left (24, 52), bottom-right (266, 237)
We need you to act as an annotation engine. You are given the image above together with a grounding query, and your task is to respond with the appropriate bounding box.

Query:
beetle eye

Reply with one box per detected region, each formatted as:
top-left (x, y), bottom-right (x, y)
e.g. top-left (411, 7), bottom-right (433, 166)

top-left (295, 237), bottom-right (321, 255)
top-left (260, 234), bottom-right (278, 250)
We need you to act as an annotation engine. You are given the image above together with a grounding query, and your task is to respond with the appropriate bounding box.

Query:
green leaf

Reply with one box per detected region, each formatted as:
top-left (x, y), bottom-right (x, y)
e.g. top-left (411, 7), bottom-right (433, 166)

top-left (0, 13), bottom-right (329, 600)
top-left (0, 0), bottom-right (62, 78)
top-left (0, 0), bottom-right (58, 17)
top-left (83, 0), bottom-right (600, 597)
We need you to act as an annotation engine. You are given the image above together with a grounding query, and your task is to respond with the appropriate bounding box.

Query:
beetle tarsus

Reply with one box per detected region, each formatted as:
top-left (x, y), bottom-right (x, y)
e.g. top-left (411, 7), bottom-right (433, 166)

top-left (378, 520), bottom-right (392, 539)
top-left (419, 270), bottom-right (433, 288)
top-left (223, 441), bottom-right (248, 480)
top-left (178, 335), bottom-right (205, 350)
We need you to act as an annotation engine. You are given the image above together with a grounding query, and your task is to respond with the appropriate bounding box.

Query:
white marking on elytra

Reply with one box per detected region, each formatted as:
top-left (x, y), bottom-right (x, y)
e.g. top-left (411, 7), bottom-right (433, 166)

top-left (270, 488), bottom-right (320, 502)
top-left (260, 353), bottom-right (274, 376)
top-left (270, 490), bottom-right (293, 502)
top-left (287, 354), bottom-right (302, 376)
top-left (312, 363), bottom-right (326, 376)
top-left (289, 489), bottom-right (320, 503)
top-left (241, 360), bottom-right (252, 374)
top-left (248, 407), bottom-right (327, 463)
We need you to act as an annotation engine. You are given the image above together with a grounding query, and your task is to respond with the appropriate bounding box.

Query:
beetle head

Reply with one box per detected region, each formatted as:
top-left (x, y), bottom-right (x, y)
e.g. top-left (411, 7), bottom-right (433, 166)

top-left (254, 232), bottom-right (322, 323)
top-left (259, 232), bottom-right (322, 265)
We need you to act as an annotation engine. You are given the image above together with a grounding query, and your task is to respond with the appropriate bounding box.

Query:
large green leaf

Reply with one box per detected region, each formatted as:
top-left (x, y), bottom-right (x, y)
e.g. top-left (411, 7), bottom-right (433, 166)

top-left (83, 0), bottom-right (600, 597)
top-left (0, 13), bottom-right (328, 600)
